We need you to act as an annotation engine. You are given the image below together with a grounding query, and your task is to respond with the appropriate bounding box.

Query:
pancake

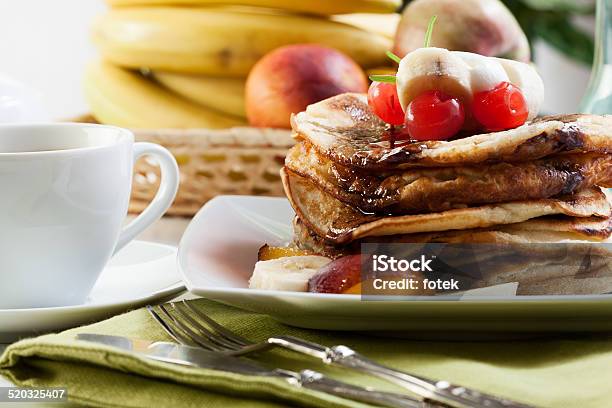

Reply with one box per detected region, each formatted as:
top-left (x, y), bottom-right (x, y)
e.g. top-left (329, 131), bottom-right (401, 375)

top-left (282, 168), bottom-right (612, 245)
top-left (293, 217), bottom-right (612, 296)
top-left (293, 216), bottom-right (612, 257)
top-left (291, 93), bottom-right (612, 170)
top-left (286, 141), bottom-right (612, 214)
top-left (293, 215), bottom-right (612, 258)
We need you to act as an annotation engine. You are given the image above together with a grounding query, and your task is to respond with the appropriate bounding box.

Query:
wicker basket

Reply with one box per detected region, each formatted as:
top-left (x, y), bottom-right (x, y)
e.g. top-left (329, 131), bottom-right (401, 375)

top-left (73, 115), bottom-right (294, 216)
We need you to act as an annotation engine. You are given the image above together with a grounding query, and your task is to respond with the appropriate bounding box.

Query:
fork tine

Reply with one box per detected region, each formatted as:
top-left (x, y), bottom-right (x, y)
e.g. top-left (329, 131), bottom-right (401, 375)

top-left (158, 304), bottom-right (223, 351)
top-left (155, 304), bottom-right (223, 352)
top-left (170, 303), bottom-right (243, 351)
top-left (146, 305), bottom-right (192, 345)
top-left (149, 304), bottom-right (197, 346)
top-left (182, 300), bottom-right (251, 347)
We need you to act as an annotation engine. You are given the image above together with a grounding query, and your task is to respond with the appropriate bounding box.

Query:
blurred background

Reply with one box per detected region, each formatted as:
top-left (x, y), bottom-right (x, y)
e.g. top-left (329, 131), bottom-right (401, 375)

top-left (0, 0), bottom-right (596, 119)
top-left (0, 0), bottom-right (605, 217)
top-left (0, 1), bottom-right (105, 119)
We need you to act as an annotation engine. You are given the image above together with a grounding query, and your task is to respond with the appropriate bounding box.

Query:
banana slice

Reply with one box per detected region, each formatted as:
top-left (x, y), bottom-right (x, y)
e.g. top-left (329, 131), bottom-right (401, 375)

top-left (249, 255), bottom-right (332, 292)
top-left (396, 47), bottom-right (472, 112)
top-left (396, 48), bottom-right (545, 128)
top-left (493, 57), bottom-right (544, 120)
top-left (452, 51), bottom-right (509, 93)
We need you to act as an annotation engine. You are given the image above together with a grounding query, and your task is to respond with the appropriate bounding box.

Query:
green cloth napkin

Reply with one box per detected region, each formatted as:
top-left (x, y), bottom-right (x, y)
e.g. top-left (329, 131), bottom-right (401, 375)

top-left (2, 299), bottom-right (612, 408)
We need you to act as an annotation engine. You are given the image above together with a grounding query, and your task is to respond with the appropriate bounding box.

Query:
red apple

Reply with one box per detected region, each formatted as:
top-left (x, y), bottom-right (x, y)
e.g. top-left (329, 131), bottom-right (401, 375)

top-left (246, 44), bottom-right (368, 129)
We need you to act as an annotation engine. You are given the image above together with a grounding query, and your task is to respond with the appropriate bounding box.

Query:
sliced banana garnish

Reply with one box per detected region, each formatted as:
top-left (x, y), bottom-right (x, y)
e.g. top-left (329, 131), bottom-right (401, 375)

top-left (249, 255), bottom-right (332, 292)
top-left (493, 57), bottom-right (544, 120)
top-left (453, 52), bottom-right (509, 93)
top-left (397, 47), bottom-right (472, 112)
top-left (396, 48), bottom-right (544, 123)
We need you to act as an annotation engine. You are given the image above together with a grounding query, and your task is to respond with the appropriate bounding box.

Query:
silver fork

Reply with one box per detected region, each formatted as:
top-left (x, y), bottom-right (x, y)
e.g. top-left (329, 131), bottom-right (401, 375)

top-left (147, 303), bottom-right (432, 408)
top-left (150, 301), bottom-right (535, 408)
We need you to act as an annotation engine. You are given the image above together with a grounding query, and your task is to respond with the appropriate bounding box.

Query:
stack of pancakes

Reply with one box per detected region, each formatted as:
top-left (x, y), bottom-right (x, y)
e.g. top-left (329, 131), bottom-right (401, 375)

top-left (282, 94), bottom-right (612, 273)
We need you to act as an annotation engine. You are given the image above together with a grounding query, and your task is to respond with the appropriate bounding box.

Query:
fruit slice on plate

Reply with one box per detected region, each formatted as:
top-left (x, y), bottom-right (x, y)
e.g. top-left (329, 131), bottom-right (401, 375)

top-left (308, 254), bottom-right (362, 294)
top-left (307, 254), bottom-right (436, 295)
top-left (257, 245), bottom-right (312, 261)
top-left (249, 255), bottom-right (331, 292)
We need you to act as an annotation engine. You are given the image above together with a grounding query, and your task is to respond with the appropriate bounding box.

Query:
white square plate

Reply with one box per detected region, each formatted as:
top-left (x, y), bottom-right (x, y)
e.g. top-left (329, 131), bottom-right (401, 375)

top-left (178, 196), bottom-right (612, 333)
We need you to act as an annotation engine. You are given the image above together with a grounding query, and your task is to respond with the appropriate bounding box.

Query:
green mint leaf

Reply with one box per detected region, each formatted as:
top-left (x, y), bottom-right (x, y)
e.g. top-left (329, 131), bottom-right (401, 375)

top-left (424, 15), bottom-right (438, 47)
top-left (386, 50), bottom-right (402, 64)
top-left (369, 75), bottom-right (397, 83)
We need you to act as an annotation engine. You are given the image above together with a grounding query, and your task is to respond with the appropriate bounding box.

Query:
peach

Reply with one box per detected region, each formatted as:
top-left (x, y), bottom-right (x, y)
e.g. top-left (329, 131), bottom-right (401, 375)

top-left (309, 254), bottom-right (436, 296)
top-left (393, 0), bottom-right (530, 62)
top-left (308, 255), bottom-right (362, 294)
top-left (257, 245), bottom-right (311, 261)
top-left (246, 44), bottom-right (368, 129)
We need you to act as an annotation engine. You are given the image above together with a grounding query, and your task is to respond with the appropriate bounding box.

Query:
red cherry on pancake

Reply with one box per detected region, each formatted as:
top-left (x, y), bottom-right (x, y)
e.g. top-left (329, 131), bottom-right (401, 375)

top-left (367, 81), bottom-right (405, 126)
top-left (472, 81), bottom-right (528, 131)
top-left (405, 90), bottom-right (465, 141)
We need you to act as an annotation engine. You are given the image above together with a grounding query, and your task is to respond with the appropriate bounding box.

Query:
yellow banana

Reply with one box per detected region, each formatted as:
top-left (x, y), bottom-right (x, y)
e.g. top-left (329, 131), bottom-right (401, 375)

top-left (105, 0), bottom-right (401, 15)
top-left (84, 61), bottom-right (245, 128)
top-left (91, 7), bottom-right (392, 77)
top-left (366, 66), bottom-right (397, 76)
top-left (154, 72), bottom-right (246, 118)
top-left (332, 13), bottom-right (400, 39)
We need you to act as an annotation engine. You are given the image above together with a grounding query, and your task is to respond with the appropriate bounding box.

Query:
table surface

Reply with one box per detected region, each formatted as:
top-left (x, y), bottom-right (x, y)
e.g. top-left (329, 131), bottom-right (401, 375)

top-left (0, 216), bottom-right (192, 406)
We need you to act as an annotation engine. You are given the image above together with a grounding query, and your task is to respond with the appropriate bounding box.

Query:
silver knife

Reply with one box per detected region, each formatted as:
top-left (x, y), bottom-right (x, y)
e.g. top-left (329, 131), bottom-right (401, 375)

top-left (77, 333), bottom-right (433, 408)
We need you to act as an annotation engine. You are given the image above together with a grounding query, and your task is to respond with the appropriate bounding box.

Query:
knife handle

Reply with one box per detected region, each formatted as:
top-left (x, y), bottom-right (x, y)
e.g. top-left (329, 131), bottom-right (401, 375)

top-left (295, 369), bottom-right (431, 408)
top-left (272, 336), bottom-right (533, 408)
top-left (329, 346), bottom-right (533, 408)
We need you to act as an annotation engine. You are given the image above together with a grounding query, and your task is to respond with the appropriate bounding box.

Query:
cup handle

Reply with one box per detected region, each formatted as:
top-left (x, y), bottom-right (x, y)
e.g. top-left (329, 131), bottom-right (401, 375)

top-left (113, 142), bottom-right (179, 255)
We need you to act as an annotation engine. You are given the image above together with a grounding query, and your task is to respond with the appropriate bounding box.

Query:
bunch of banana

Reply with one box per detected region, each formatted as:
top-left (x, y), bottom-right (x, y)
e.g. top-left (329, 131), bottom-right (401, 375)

top-left (86, 0), bottom-right (400, 128)
top-left (84, 62), bottom-right (245, 128)
top-left (92, 8), bottom-right (394, 77)
top-left (332, 12), bottom-right (400, 39)
top-left (106, 0), bottom-right (399, 16)
top-left (153, 73), bottom-right (246, 119)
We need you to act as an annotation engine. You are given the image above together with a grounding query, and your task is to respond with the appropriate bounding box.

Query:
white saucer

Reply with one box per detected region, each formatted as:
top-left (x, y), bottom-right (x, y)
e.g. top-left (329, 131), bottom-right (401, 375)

top-left (0, 240), bottom-right (185, 342)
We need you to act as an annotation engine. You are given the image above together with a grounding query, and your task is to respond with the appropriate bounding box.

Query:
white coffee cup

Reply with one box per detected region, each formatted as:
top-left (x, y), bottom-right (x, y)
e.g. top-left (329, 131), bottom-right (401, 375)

top-left (0, 123), bottom-right (179, 309)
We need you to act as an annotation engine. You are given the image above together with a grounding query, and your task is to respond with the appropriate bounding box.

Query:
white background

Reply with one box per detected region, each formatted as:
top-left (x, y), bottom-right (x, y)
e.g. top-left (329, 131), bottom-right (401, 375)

top-left (0, 0), bottom-right (106, 120)
top-left (0, 0), bottom-right (595, 119)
